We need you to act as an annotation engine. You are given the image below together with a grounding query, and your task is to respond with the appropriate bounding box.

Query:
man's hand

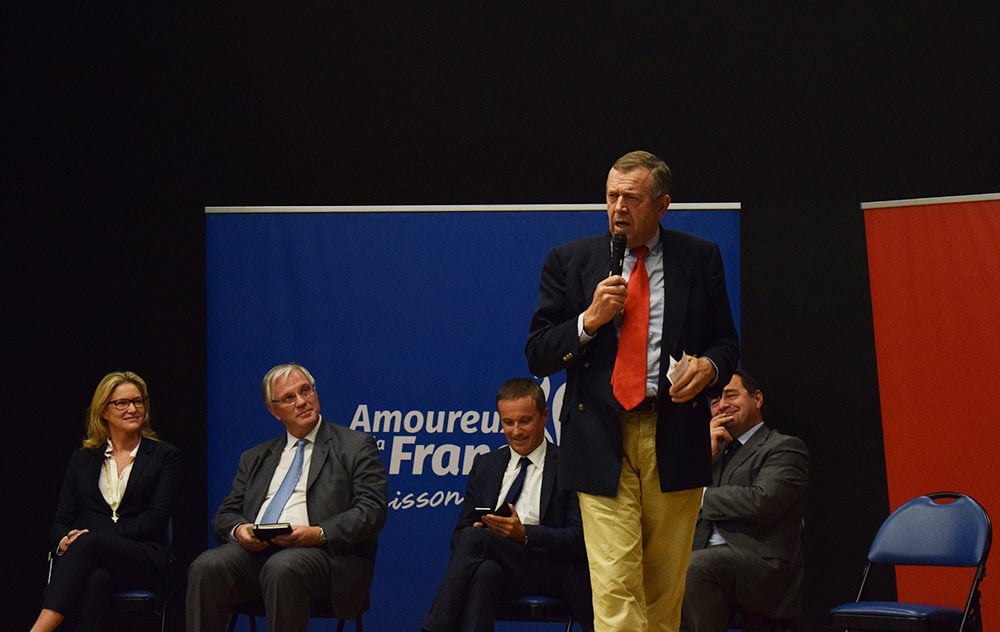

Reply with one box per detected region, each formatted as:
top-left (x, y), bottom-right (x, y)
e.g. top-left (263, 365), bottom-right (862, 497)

top-left (709, 413), bottom-right (734, 459)
top-left (479, 504), bottom-right (527, 543)
top-left (582, 276), bottom-right (628, 334)
top-left (270, 525), bottom-right (324, 548)
top-left (234, 523), bottom-right (269, 552)
top-left (668, 356), bottom-right (716, 403)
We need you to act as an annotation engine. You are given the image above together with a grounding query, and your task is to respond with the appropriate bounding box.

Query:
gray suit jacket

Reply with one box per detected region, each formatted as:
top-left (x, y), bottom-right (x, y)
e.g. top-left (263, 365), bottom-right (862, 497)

top-left (213, 419), bottom-right (388, 617)
top-left (695, 423), bottom-right (808, 615)
top-left (527, 227), bottom-right (740, 495)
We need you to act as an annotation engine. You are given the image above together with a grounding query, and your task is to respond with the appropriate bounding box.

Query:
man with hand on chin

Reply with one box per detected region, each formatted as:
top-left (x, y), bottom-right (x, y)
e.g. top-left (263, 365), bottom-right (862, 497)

top-left (683, 370), bottom-right (809, 632)
top-left (422, 378), bottom-right (592, 632)
top-left (186, 362), bottom-right (388, 632)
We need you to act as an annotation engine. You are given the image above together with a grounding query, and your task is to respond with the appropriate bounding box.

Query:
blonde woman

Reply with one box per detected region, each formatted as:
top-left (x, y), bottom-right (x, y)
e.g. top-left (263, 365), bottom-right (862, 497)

top-left (31, 371), bottom-right (180, 632)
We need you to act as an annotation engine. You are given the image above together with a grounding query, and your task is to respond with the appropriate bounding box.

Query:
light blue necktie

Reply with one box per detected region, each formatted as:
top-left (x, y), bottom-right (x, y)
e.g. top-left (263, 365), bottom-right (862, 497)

top-left (261, 438), bottom-right (308, 524)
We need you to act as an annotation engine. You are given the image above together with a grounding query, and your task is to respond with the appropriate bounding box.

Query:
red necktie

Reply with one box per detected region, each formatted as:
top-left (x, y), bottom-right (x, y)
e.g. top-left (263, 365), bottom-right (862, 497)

top-left (612, 245), bottom-right (650, 410)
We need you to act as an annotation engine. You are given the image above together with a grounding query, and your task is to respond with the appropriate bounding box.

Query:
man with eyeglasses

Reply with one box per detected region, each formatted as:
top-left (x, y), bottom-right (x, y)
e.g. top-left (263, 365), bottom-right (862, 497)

top-left (186, 363), bottom-right (388, 632)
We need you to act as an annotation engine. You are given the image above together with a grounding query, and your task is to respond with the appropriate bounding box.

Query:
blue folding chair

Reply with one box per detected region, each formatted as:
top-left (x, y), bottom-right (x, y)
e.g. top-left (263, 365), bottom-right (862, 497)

top-left (495, 594), bottom-right (577, 631)
top-left (226, 594), bottom-right (366, 631)
top-left (828, 492), bottom-right (991, 632)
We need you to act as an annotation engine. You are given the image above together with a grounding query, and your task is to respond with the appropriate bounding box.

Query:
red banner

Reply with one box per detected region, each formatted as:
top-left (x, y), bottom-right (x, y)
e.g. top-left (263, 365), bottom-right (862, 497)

top-left (865, 194), bottom-right (999, 615)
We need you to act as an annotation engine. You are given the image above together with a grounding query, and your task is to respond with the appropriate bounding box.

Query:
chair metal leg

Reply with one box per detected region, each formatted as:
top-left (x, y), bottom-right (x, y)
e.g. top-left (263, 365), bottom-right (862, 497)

top-left (336, 615), bottom-right (362, 631)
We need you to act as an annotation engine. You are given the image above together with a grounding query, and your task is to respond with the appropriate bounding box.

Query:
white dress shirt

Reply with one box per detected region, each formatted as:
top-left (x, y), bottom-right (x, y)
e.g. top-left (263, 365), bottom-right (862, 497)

top-left (100, 439), bottom-right (139, 507)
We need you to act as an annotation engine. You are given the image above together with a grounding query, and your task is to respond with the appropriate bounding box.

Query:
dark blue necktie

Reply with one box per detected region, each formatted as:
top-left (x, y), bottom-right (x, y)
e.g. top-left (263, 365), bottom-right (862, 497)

top-left (261, 438), bottom-right (308, 523)
top-left (721, 439), bottom-right (742, 476)
top-left (497, 456), bottom-right (531, 512)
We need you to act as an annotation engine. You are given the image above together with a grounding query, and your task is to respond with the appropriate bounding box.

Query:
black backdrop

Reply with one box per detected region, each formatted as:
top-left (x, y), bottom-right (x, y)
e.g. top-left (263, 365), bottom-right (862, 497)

top-left (5, 5), bottom-right (999, 630)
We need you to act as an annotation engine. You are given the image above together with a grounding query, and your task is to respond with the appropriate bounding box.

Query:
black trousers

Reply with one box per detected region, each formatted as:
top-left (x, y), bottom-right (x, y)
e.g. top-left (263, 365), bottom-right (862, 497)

top-left (422, 527), bottom-right (563, 632)
top-left (43, 532), bottom-right (158, 631)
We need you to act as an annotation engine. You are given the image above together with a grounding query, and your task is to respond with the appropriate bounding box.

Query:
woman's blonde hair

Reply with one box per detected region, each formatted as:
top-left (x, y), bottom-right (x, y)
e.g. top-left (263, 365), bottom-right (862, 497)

top-left (82, 371), bottom-right (159, 448)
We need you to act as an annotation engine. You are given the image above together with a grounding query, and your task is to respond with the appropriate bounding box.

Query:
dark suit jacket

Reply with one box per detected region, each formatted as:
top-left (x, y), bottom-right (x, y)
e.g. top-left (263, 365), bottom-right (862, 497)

top-left (454, 442), bottom-right (592, 625)
top-left (49, 438), bottom-right (181, 571)
top-left (212, 419), bottom-right (388, 617)
top-left (526, 227), bottom-right (740, 495)
top-left (694, 424), bottom-right (808, 615)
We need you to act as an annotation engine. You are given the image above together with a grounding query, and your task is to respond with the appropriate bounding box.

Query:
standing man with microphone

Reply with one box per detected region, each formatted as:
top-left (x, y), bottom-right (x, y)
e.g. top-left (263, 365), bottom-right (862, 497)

top-left (526, 150), bottom-right (739, 631)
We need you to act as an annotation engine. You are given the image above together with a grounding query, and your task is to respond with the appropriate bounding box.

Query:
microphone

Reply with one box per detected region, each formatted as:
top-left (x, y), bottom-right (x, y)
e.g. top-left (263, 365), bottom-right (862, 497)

top-left (610, 233), bottom-right (627, 276)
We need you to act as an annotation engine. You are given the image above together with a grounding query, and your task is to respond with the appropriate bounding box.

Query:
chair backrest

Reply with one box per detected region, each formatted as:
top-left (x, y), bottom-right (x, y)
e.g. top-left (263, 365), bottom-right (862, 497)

top-left (868, 492), bottom-right (991, 567)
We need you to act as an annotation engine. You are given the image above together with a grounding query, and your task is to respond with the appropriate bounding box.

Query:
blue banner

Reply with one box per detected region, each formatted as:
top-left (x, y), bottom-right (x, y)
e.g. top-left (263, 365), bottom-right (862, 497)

top-left (206, 205), bottom-right (740, 630)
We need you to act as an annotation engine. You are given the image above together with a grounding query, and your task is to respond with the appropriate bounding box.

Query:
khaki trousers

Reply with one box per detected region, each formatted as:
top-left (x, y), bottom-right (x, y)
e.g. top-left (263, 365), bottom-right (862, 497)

top-left (578, 411), bottom-right (702, 632)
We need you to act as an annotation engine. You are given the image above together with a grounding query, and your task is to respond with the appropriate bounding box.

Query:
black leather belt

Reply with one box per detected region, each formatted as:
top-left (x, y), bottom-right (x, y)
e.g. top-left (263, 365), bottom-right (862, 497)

top-left (628, 397), bottom-right (658, 413)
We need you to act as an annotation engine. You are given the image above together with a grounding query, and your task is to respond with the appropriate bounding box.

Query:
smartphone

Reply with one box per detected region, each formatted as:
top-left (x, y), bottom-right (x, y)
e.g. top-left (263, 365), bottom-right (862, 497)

top-left (475, 505), bottom-right (511, 518)
top-left (474, 507), bottom-right (493, 519)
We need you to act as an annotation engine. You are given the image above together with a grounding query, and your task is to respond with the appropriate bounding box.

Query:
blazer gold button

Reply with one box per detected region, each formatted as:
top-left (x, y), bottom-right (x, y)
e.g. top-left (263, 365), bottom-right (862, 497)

top-left (577, 404), bottom-right (585, 411)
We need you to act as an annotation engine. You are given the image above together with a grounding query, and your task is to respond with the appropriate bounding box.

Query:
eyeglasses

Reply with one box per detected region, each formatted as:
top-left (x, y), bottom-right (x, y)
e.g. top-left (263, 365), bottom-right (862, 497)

top-left (108, 397), bottom-right (147, 411)
top-left (271, 384), bottom-right (317, 407)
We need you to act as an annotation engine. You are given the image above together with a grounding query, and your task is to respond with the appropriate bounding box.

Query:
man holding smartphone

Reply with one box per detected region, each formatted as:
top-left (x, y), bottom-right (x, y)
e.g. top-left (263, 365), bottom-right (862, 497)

top-left (422, 378), bottom-right (593, 632)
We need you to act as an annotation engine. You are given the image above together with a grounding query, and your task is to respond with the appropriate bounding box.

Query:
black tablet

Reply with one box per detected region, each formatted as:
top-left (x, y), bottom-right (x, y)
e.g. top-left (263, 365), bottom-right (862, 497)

top-left (252, 523), bottom-right (292, 539)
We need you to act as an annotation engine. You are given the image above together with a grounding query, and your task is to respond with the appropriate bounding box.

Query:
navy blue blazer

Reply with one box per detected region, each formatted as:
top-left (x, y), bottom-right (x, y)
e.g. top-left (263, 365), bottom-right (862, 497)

top-left (49, 438), bottom-right (181, 572)
top-left (526, 227), bottom-right (740, 495)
